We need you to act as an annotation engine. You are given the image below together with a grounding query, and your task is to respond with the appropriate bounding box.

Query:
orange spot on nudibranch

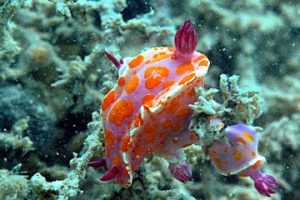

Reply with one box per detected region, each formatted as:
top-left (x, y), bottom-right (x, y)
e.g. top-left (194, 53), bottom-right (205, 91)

top-left (239, 172), bottom-right (248, 177)
top-left (147, 52), bottom-right (172, 64)
top-left (108, 99), bottom-right (134, 126)
top-left (251, 160), bottom-right (262, 170)
top-left (198, 59), bottom-right (209, 67)
top-left (129, 54), bottom-right (144, 68)
top-left (112, 155), bottom-right (121, 166)
top-left (162, 80), bottom-right (175, 89)
top-left (142, 94), bottom-right (156, 106)
top-left (171, 53), bottom-right (178, 60)
top-left (145, 75), bottom-right (163, 89)
top-left (143, 104), bottom-right (151, 112)
top-left (145, 101), bottom-right (153, 107)
top-left (121, 134), bottom-right (132, 152)
top-left (133, 112), bottom-right (144, 127)
top-left (237, 136), bottom-right (247, 145)
top-left (101, 90), bottom-right (116, 111)
top-left (168, 47), bottom-right (175, 52)
top-left (242, 132), bottom-right (254, 142)
top-left (178, 73), bottom-right (196, 85)
top-left (193, 54), bottom-right (206, 62)
top-left (166, 99), bottom-right (180, 113)
top-left (144, 66), bottom-right (169, 78)
top-left (118, 77), bottom-right (126, 86)
top-left (214, 157), bottom-right (223, 169)
top-left (105, 129), bottom-right (114, 147)
top-left (233, 150), bottom-right (243, 161)
top-left (125, 74), bottom-right (139, 94)
top-left (176, 61), bottom-right (195, 75)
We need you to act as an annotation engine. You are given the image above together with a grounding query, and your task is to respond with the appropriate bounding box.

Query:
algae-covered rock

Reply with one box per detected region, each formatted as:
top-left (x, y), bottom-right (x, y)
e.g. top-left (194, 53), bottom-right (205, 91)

top-left (189, 74), bottom-right (264, 146)
top-left (0, 169), bottom-right (29, 200)
top-left (0, 85), bottom-right (60, 155)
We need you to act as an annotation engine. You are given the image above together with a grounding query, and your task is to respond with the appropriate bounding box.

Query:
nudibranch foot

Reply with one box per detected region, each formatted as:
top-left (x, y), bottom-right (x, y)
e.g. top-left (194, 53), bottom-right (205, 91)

top-left (174, 19), bottom-right (198, 58)
top-left (104, 50), bottom-right (123, 68)
top-left (168, 161), bottom-right (192, 183)
top-left (89, 158), bottom-right (106, 168)
top-left (100, 165), bottom-right (121, 182)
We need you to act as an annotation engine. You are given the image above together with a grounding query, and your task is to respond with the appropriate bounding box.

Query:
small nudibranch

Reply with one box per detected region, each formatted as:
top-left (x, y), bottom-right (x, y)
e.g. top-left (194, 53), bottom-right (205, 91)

top-left (208, 124), bottom-right (278, 197)
top-left (89, 20), bottom-right (210, 187)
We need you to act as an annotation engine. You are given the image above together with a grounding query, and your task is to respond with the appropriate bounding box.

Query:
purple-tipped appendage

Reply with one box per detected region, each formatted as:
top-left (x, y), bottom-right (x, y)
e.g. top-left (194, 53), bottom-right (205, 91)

top-left (104, 51), bottom-right (123, 68)
top-left (100, 165), bottom-right (121, 181)
top-left (174, 20), bottom-right (198, 58)
top-left (253, 172), bottom-right (278, 197)
top-left (168, 161), bottom-right (192, 183)
top-left (88, 158), bottom-right (106, 168)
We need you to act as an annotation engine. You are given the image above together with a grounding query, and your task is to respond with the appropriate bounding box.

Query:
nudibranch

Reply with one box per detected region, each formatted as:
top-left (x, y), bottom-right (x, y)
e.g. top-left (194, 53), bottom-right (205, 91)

top-left (89, 20), bottom-right (210, 186)
top-left (208, 124), bottom-right (278, 196)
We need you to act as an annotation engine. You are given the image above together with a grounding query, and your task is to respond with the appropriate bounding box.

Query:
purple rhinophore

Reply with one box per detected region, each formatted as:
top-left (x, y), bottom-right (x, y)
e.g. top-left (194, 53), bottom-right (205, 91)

top-left (88, 158), bottom-right (106, 168)
top-left (104, 51), bottom-right (123, 68)
top-left (168, 161), bottom-right (193, 183)
top-left (174, 20), bottom-right (198, 58)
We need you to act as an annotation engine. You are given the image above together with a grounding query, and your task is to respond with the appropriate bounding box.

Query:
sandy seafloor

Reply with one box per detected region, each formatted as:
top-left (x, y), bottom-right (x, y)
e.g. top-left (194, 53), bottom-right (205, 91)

top-left (0, 0), bottom-right (299, 200)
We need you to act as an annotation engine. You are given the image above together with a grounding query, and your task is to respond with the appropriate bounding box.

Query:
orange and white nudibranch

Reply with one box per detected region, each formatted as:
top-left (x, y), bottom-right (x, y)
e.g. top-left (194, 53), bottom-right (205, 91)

top-left (89, 20), bottom-right (210, 186)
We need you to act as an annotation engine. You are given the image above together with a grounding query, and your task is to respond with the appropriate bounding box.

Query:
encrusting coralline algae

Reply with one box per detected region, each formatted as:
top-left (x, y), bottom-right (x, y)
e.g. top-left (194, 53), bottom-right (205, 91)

top-left (0, 0), bottom-right (299, 199)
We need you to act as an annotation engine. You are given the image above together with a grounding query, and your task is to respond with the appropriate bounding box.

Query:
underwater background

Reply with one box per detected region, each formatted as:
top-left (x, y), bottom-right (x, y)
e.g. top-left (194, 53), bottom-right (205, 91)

top-left (0, 0), bottom-right (299, 199)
